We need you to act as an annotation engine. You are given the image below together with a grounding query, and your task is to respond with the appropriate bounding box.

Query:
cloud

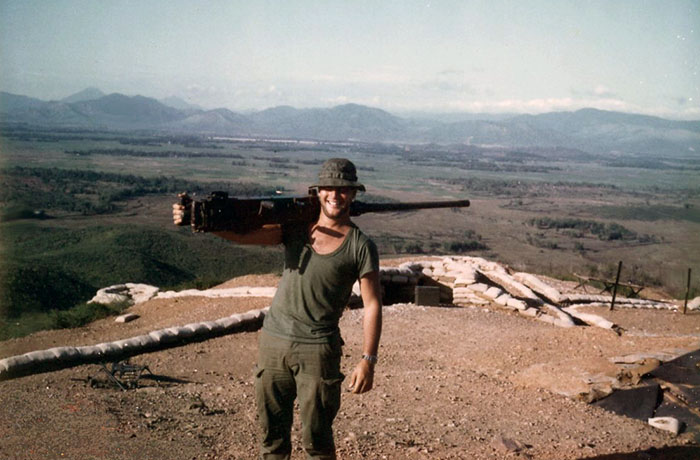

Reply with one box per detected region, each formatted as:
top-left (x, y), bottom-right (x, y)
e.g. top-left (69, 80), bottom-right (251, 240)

top-left (326, 95), bottom-right (349, 104)
top-left (593, 85), bottom-right (616, 98)
top-left (571, 84), bottom-right (619, 99)
top-left (419, 71), bottom-right (475, 94)
top-left (433, 96), bottom-right (631, 114)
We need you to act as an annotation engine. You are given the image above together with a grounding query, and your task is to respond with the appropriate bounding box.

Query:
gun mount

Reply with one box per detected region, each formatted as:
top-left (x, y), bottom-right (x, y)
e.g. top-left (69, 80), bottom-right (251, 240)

top-left (177, 192), bottom-right (470, 233)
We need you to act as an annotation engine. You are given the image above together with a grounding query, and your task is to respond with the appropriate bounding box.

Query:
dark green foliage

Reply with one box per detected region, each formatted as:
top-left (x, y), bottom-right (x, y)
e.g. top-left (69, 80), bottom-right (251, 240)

top-left (0, 204), bottom-right (50, 222)
top-left (0, 263), bottom-right (96, 316)
top-left (0, 221), bottom-right (283, 321)
top-left (527, 217), bottom-right (655, 242)
top-left (443, 177), bottom-right (620, 197)
top-left (0, 301), bottom-right (131, 341)
top-left (370, 230), bottom-right (487, 256)
top-left (442, 240), bottom-right (489, 252)
top-left (0, 165), bottom-right (281, 337)
top-left (64, 148), bottom-right (241, 159)
top-left (592, 204), bottom-right (700, 223)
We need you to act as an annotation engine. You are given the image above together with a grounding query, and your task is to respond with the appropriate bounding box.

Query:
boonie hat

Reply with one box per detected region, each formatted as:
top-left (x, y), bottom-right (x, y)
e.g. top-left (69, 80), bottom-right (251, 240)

top-left (310, 158), bottom-right (365, 192)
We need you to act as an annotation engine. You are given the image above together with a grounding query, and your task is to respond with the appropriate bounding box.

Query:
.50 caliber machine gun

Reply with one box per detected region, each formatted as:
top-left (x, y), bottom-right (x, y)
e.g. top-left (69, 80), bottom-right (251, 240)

top-left (176, 191), bottom-right (470, 233)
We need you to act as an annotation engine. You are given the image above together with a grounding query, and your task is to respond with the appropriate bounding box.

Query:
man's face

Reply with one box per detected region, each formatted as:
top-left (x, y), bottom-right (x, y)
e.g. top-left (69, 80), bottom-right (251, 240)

top-left (318, 186), bottom-right (357, 220)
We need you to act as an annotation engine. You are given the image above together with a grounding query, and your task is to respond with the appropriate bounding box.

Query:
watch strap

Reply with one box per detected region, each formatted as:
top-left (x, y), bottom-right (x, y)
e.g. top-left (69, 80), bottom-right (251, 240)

top-left (362, 354), bottom-right (378, 364)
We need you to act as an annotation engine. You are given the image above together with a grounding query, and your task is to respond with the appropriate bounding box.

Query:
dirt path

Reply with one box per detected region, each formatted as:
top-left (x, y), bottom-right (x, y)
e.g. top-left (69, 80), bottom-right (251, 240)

top-left (1, 275), bottom-right (700, 459)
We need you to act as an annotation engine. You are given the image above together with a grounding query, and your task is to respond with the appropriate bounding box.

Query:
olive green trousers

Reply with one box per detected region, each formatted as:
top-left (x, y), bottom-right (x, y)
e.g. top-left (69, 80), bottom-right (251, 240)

top-left (255, 331), bottom-right (345, 460)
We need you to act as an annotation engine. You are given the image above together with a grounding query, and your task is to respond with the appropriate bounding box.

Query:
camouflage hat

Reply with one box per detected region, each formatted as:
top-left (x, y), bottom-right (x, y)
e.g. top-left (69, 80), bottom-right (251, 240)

top-left (310, 158), bottom-right (365, 191)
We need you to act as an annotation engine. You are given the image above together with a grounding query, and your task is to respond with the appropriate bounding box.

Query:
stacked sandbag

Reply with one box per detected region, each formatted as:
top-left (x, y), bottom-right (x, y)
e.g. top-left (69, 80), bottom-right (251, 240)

top-left (0, 307), bottom-right (269, 382)
top-left (414, 256), bottom-right (579, 328)
top-left (513, 272), bottom-right (564, 304)
top-left (688, 296), bottom-right (700, 311)
top-left (562, 294), bottom-right (677, 310)
top-left (156, 286), bottom-right (277, 299)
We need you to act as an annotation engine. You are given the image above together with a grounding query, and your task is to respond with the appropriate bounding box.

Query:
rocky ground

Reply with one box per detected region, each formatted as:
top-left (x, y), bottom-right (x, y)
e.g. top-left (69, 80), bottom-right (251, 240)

top-left (1, 272), bottom-right (700, 460)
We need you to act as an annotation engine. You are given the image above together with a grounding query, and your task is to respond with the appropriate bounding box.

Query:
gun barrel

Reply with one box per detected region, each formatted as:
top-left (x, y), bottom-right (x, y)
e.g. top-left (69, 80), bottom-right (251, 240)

top-left (350, 199), bottom-right (470, 216)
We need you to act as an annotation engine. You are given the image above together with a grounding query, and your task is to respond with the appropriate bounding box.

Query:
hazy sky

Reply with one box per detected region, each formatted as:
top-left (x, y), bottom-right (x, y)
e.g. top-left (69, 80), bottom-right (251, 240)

top-left (1, 0), bottom-right (698, 118)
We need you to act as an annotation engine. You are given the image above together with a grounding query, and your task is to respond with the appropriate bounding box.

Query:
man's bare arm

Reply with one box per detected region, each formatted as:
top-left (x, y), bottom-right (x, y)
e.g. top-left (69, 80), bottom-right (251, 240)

top-left (349, 270), bottom-right (382, 394)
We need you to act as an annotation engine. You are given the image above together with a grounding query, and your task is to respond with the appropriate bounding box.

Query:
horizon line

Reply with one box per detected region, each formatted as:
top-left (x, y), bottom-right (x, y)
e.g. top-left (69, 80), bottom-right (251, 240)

top-left (2, 88), bottom-right (699, 122)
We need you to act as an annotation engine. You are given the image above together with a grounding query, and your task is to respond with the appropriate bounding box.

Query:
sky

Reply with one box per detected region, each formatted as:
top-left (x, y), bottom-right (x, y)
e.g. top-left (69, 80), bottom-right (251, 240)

top-left (1, 0), bottom-right (698, 119)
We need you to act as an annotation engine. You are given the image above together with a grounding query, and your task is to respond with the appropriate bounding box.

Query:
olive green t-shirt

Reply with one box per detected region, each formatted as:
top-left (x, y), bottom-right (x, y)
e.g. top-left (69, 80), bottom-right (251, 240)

top-left (262, 223), bottom-right (379, 343)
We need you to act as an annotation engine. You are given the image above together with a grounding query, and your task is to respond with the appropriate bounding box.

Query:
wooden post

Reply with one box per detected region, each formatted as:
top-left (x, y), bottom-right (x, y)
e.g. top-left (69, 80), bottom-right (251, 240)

top-left (610, 261), bottom-right (623, 311)
top-left (683, 268), bottom-right (692, 315)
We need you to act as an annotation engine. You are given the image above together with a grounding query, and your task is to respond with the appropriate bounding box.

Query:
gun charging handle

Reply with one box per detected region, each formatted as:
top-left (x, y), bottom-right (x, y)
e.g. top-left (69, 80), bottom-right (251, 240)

top-left (176, 192), bottom-right (193, 226)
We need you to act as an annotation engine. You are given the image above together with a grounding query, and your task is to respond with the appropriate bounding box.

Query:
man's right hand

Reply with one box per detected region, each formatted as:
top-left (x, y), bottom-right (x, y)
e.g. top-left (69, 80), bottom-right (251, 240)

top-left (173, 193), bottom-right (191, 226)
top-left (172, 203), bottom-right (186, 225)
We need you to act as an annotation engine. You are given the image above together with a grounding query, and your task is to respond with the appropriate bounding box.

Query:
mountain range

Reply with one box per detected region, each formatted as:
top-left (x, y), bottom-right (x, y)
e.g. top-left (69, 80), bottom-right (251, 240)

top-left (1, 89), bottom-right (698, 156)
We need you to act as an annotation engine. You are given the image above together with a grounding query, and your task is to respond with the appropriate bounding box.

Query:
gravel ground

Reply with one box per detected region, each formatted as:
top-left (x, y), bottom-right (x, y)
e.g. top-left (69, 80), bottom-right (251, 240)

top-left (1, 274), bottom-right (699, 460)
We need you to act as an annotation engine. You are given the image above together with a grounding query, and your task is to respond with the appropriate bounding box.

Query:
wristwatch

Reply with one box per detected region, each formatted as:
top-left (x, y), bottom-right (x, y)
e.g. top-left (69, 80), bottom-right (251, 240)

top-left (362, 354), bottom-right (378, 364)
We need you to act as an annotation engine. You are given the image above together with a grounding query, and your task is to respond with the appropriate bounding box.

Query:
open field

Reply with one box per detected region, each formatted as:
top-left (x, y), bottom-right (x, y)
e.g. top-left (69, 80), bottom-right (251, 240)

top-left (1, 127), bottom-right (699, 338)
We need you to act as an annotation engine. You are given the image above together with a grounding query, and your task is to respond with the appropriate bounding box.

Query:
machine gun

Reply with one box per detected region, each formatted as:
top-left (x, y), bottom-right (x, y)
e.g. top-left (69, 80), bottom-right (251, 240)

top-left (177, 191), bottom-right (470, 233)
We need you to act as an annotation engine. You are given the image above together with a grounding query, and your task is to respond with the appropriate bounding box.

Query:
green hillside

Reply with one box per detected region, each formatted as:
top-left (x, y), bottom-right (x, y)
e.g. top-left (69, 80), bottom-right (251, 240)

top-left (0, 221), bottom-right (283, 338)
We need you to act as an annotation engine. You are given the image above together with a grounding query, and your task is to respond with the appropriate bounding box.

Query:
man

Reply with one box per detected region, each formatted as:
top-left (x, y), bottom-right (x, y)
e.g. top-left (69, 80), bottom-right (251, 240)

top-left (173, 158), bottom-right (382, 459)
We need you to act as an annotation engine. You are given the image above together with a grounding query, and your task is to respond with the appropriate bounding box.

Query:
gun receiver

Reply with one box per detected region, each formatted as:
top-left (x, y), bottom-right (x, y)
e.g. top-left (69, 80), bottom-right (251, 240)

top-left (178, 192), bottom-right (470, 233)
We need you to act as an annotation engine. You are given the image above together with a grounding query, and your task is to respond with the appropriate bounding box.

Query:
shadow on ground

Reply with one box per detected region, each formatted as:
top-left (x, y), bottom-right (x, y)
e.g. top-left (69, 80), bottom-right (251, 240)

top-left (577, 445), bottom-right (700, 459)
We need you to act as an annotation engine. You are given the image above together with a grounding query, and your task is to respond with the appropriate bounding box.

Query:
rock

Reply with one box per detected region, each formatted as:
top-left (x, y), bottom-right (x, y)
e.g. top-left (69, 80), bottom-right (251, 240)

top-left (687, 296), bottom-right (700, 311)
top-left (125, 283), bottom-right (159, 303)
top-left (90, 283), bottom-right (159, 306)
top-left (616, 359), bottom-right (661, 385)
top-left (115, 313), bottom-right (139, 323)
top-left (491, 435), bottom-right (525, 453)
top-left (89, 285), bottom-right (130, 306)
top-left (648, 417), bottom-right (681, 435)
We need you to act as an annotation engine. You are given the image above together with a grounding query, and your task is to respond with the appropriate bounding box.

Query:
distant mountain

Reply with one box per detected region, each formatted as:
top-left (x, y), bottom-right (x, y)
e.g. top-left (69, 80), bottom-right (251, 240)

top-left (159, 95), bottom-right (202, 112)
top-left (249, 105), bottom-right (301, 124)
top-left (169, 108), bottom-right (253, 134)
top-left (1, 90), bottom-right (698, 155)
top-left (0, 92), bottom-right (47, 113)
top-left (70, 93), bottom-right (187, 128)
top-left (0, 92), bottom-right (187, 129)
top-left (508, 109), bottom-right (700, 155)
top-left (61, 87), bottom-right (105, 103)
top-left (252, 104), bottom-right (406, 141)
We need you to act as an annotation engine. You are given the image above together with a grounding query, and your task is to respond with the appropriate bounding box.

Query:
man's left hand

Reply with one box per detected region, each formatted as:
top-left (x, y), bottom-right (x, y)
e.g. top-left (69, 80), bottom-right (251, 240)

top-left (348, 359), bottom-right (374, 394)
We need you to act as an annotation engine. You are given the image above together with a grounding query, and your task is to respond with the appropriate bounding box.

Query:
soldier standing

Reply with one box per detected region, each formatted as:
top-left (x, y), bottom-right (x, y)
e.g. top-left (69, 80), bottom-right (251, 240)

top-left (174, 158), bottom-right (382, 459)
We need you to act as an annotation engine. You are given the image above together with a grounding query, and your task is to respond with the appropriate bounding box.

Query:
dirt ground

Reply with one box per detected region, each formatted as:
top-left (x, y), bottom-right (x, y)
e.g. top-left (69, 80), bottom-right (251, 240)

top-left (1, 273), bottom-right (700, 460)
